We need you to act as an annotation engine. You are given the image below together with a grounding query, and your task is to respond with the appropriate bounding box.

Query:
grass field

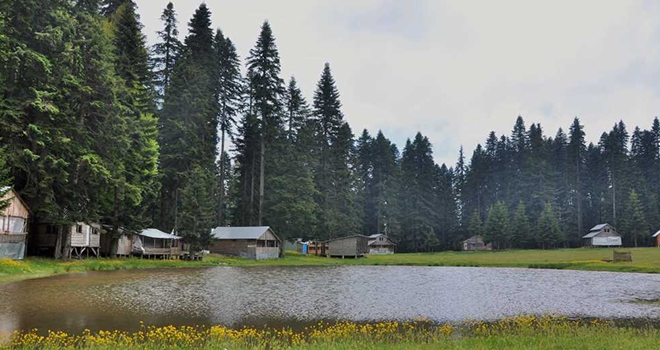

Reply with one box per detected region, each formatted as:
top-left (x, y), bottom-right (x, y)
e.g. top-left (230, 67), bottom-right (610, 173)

top-left (2, 247), bottom-right (660, 284)
top-left (3, 316), bottom-right (660, 350)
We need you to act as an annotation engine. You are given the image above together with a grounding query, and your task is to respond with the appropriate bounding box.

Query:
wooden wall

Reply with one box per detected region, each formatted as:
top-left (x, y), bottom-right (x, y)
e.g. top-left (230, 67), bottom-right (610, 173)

top-left (328, 236), bottom-right (369, 257)
top-left (209, 239), bottom-right (257, 258)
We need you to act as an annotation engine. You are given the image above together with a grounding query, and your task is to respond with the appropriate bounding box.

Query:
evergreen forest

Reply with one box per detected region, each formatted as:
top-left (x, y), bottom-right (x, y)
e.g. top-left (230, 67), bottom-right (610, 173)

top-left (2, 0), bottom-right (660, 252)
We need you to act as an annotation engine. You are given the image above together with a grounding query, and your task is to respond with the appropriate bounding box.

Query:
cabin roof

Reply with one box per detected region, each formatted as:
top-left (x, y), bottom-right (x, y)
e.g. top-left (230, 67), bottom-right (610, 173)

top-left (326, 234), bottom-right (369, 242)
top-left (138, 228), bottom-right (181, 240)
top-left (589, 223), bottom-right (610, 232)
top-left (653, 230), bottom-right (660, 238)
top-left (462, 235), bottom-right (484, 244)
top-left (211, 226), bottom-right (279, 240)
top-left (1, 187), bottom-right (30, 214)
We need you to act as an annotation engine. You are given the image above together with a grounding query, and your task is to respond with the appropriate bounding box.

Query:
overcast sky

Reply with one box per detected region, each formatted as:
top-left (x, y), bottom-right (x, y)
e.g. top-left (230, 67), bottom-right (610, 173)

top-left (137, 0), bottom-right (660, 166)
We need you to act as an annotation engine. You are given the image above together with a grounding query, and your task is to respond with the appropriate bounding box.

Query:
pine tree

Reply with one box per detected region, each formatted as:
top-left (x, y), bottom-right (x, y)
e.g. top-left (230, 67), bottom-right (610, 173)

top-left (484, 201), bottom-right (510, 250)
top-left (621, 190), bottom-right (647, 247)
top-left (284, 77), bottom-right (311, 140)
top-left (511, 201), bottom-right (532, 248)
top-left (152, 2), bottom-right (182, 102)
top-left (567, 117), bottom-right (586, 244)
top-left (536, 202), bottom-right (562, 249)
top-left (0, 142), bottom-right (11, 210)
top-left (245, 21), bottom-right (285, 225)
top-left (467, 210), bottom-right (483, 237)
top-left (213, 29), bottom-right (242, 224)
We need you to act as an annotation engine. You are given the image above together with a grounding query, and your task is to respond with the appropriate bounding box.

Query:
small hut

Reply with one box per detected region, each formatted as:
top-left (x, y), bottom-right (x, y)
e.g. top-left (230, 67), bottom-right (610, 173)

top-left (34, 222), bottom-right (102, 258)
top-left (132, 228), bottom-right (183, 259)
top-left (0, 188), bottom-right (30, 259)
top-left (209, 226), bottom-right (281, 259)
top-left (461, 235), bottom-right (491, 251)
top-left (99, 226), bottom-right (132, 257)
top-left (652, 230), bottom-right (660, 247)
top-left (583, 224), bottom-right (622, 247)
top-left (327, 235), bottom-right (369, 258)
top-left (367, 234), bottom-right (396, 254)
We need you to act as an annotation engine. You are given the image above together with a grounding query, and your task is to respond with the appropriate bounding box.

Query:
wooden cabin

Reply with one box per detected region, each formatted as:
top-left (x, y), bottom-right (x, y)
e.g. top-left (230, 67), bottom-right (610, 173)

top-left (367, 234), bottom-right (396, 255)
top-left (34, 222), bottom-right (101, 258)
top-left (583, 224), bottom-right (622, 247)
top-left (327, 235), bottom-right (369, 258)
top-left (652, 230), bottom-right (660, 247)
top-left (132, 228), bottom-right (184, 259)
top-left (461, 235), bottom-right (491, 251)
top-left (100, 226), bottom-right (132, 257)
top-left (210, 226), bottom-right (281, 260)
top-left (0, 188), bottom-right (30, 259)
top-left (307, 241), bottom-right (328, 256)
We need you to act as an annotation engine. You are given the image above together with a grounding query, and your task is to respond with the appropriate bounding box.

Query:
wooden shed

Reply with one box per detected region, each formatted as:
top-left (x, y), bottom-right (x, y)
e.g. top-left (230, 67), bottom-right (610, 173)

top-left (34, 222), bottom-right (102, 258)
top-left (0, 188), bottom-right (30, 259)
top-left (583, 224), bottom-right (622, 247)
top-left (461, 235), bottom-right (491, 251)
top-left (652, 230), bottom-right (660, 247)
top-left (209, 226), bottom-right (281, 260)
top-left (367, 234), bottom-right (396, 255)
top-left (100, 226), bottom-right (132, 257)
top-left (327, 235), bottom-right (369, 258)
top-left (132, 228), bottom-right (184, 259)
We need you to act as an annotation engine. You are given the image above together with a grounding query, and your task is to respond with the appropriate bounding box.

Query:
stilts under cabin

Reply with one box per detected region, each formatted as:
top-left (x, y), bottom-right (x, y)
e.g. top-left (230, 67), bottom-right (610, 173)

top-left (0, 187), bottom-right (30, 260)
top-left (34, 222), bottom-right (102, 258)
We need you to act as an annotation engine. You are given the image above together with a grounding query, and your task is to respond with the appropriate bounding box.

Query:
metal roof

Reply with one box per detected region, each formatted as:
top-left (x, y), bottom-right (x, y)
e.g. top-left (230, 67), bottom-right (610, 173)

top-left (582, 231), bottom-right (600, 239)
top-left (211, 226), bottom-right (276, 240)
top-left (138, 228), bottom-right (181, 240)
top-left (462, 235), bottom-right (485, 244)
top-left (589, 224), bottom-right (608, 232)
top-left (653, 230), bottom-right (660, 238)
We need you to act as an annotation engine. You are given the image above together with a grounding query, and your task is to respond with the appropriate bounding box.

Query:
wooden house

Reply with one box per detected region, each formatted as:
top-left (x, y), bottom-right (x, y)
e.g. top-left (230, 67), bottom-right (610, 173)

top-left (461, 235), bottom-right (491, 251)
top-left (327, 235), bottom-right (369, 258)
top-left (307, 241), bottom-right (328, 256)
top-left (652, 230), bottom-right (660, 247)
top-left (583, 224), bottom-right (622, 247)
top-left (34, 222), bottom-right (102, 258)
top-left (210, 226), bottom-right (281, 259)
top-left (99, 226), bottom-right (132, 257)
top-left (0, 188), bottom-right (30, 259)
top-left (367, 234), bottom-right (396, 254)
top-left (132, 228), bottom-right (184, 259)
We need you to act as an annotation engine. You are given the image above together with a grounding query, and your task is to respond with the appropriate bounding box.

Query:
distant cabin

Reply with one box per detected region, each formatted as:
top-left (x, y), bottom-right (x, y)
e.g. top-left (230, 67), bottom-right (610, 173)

top-left (210, 226), bottom-right (281, 260)
top-left (34, 222), bottom-right (102, 258)
top-left (652, 230), bottom-right (660, 247)
top-left (327, 235), bottom-right (369, 258)
top-left (132, 228), bottom-right (184, 259)
top-left (583, 224), bottom-right (622, 247)
top-left (461, 235), bottom-right (491, 251)
top-left (0, 188), bottom-right (30, 259)
top-left (367, 234), bottom-right (396, 255)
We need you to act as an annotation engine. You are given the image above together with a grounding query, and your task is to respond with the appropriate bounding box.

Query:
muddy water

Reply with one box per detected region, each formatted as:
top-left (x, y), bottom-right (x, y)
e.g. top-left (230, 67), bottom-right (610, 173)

top-left (1, 266), bottom-right (660, 334)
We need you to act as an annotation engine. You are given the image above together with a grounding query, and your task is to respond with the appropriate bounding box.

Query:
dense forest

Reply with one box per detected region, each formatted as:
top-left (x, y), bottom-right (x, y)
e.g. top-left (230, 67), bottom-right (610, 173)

top-left (1, 0), bottom-right (659, 252)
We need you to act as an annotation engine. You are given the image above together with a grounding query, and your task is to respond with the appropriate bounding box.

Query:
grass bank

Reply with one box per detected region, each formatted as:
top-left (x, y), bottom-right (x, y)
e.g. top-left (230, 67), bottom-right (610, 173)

top-left (2, 247), bottom-right (660, 284)
top-left (213, 247), bottom-right (660, 273)
top-left (3, 316), bottom-right (659, 350)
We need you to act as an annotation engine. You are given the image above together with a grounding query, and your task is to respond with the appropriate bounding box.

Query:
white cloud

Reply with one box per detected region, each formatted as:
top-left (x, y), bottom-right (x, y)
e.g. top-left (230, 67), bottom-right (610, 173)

top-left (137, 0), bottom-right (660, 166)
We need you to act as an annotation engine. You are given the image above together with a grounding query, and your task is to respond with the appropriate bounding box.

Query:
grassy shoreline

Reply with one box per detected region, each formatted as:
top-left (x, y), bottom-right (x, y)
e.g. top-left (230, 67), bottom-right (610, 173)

top-left (3, 316), bottom-right (660, 350)
top-left (2, 247), bottom-right (660, 284)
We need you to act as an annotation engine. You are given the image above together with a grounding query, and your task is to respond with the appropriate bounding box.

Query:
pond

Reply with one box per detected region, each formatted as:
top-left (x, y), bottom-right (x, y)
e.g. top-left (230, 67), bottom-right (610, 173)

top-left (1, 265), bottom-right (659, 334)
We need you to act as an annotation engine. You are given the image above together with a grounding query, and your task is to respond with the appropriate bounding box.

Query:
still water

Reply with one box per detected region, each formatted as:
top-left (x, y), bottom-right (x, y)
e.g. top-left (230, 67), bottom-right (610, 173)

top-left (1, 266), bottom-right (659, 334)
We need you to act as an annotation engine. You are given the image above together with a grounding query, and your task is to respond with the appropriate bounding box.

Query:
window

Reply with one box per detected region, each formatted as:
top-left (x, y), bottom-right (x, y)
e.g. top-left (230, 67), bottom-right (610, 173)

top-left (92, 228), bottom-right (99, 235)
top-left (76, 225), bottom-right (83, 233)
top-left (7, 217), bottom-right (25, 233)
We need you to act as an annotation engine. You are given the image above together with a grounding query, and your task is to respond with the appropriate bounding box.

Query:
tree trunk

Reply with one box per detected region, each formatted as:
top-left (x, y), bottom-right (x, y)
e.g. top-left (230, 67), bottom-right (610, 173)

top-left (54, 226), bottom-right (62, 259)
top-left (258, 138), bottom-right (265, 225)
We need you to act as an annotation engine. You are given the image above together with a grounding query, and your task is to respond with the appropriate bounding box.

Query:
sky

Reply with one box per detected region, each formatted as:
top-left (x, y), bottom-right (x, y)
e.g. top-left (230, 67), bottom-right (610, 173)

top-left (136, 0), bottom-right (660, 166)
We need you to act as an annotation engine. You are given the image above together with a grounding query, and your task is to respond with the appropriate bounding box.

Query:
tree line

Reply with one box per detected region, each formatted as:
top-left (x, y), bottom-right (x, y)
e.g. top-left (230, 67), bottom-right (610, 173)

top-left (1, 0), bottom-right (658, 253)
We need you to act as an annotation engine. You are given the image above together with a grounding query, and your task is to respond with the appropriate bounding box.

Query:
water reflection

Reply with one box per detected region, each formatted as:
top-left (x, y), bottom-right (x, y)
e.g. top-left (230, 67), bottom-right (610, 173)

top-left (0, 266), bottom-right (659, 334)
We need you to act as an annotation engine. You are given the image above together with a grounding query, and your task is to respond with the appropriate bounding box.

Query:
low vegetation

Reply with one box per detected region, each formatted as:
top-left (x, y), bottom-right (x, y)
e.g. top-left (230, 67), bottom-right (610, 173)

top-left (2, 247), bottom-right (660, 284)
top-left (3, 316), bottom-right (659, 350)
